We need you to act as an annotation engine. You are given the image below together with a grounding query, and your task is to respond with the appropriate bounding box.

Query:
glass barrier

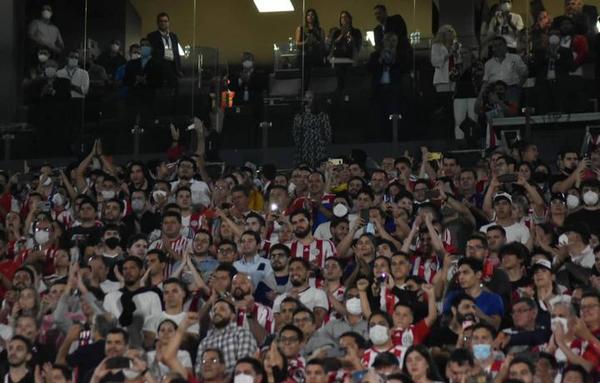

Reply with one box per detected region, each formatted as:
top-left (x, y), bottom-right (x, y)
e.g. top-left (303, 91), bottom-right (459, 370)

top-left (9, 0), bottom-right (599, 160)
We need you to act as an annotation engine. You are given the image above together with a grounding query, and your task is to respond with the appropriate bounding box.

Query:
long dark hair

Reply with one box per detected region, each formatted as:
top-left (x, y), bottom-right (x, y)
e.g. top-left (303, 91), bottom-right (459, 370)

top-left (339, 10), bottom-right (353, 27)
top-left (305, 8), bottom-right (320, 29)
top-left (402, 344), bottom-right (443, 381)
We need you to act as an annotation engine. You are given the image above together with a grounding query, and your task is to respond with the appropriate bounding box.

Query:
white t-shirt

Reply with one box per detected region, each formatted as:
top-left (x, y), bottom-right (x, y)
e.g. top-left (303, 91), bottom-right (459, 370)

top-left (103, 289), bottom-right (162, 322)
top-left (171, 179), bottom-right (211, 208)
top-left (143, 311), bottom-right (200, 335)
top-left (272, 286), bottom-right (329, 313)
top-left (147, 350), bottom-right (192, 377)
top-left (480, 221), bottom-right (530, 244)
top-left (100, 279), bottom-right (121, 294)
top-left (314, 214), bottom-right (359, 240)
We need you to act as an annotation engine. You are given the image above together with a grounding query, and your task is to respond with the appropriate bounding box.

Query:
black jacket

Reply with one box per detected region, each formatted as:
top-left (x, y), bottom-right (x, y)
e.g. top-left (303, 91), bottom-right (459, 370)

top-left (374, 14), bottom-right (408, 50)
top-left (146, 30), bottom-right (181, 73)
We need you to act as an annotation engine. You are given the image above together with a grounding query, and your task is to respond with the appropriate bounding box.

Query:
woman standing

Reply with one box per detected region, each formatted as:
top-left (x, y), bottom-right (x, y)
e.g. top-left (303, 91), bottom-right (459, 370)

top-left (295, 9), bottom-right (325, 91)
top-left (292, 91), bottom-right (331, 168)
top-left (431, 25), bottom-right (461, 139)
top-left (331, 11), bottom-right (362, 93)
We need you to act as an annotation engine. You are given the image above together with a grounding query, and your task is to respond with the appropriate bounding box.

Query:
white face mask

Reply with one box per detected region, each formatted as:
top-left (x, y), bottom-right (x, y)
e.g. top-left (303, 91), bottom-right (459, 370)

top-left (242, 60), bottom-right (254, 70)
top-left (34, 230), bottom-right (50, 245)
top-left (101, 190), bottom-right (116, 200)
top-left (583, 191), bottom-right (599, 206)
top-left (42, 10), bottom-right (52, 19)
top-left (67, 58), bottom-right (79, 68)
top-left (122, 368), bottom-right (138, 380)
top-left (566, 194), bottom-right (580, 209)
top-left (131, 198), bottom-right (145, 213)
top-left (52, 193), bottom-right (65, 207)
top-left (551, 317), bottom-right (568, 333)
top-left (333, 203), bottom-right (349, 217)
top-left (369, 324), bottom-right (389, 345)
top-left (152, 190), bottom-right (167, 202)
top-left (345, 298), bottom-right (362, 315)
top-left (38, 54), bottom-right (49, 63)
top-left (500, 2), bottom-right (512, 12)
top-left (234, 374), bottom-right (254, 383)
top-left (44, 67), bottom-right (57, 78)
top-left (110, 44), bottom-right (120, 53)
top-left (131, 53), bottom-right (141, 60)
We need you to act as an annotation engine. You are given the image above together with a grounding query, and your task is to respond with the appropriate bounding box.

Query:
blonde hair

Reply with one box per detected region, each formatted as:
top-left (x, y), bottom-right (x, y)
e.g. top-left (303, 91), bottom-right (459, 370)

top-left (433, 24), bottom-right (456, 45)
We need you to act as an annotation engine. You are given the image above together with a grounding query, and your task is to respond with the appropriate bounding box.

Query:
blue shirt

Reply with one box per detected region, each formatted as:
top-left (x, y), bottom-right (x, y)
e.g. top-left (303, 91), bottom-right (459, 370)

top-left (443, 290), bottom-right (505, 318)
top-left (233, 254), bottom-right (273, 287)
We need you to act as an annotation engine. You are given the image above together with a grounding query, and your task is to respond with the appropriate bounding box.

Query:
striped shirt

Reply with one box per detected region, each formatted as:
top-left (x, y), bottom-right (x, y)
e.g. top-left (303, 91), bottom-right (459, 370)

top-left (149, 236), bottom-right (191, 276)
top-left (236, 302), bottom-right (275, 334)
top-left (362, 345), bottom-right (407, 368)
top-left (288, 239), bottom-right (337, 270)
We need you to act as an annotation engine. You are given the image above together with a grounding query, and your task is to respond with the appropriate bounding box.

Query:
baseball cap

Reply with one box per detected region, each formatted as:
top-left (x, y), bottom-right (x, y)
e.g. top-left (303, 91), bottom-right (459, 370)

top-left (550, 193), bottom-right (566, 204)
top-left (493, 192), bottom-right (512, 204)
top-left (531, 259), bottom-right (552, 273)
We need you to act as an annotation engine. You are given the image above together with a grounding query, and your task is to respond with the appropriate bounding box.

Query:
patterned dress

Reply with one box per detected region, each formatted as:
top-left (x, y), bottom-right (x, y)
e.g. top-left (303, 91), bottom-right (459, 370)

top-left (292, 111), bottom-right (331, 167)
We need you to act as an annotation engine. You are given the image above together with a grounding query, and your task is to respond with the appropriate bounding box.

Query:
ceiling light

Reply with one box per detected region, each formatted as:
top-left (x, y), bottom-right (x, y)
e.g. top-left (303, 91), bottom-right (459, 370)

top-left (253, 0), bottom-right (294, 13)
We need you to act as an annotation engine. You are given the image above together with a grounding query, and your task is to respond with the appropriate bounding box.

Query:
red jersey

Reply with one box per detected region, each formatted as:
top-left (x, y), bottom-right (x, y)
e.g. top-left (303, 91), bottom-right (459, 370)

top-left (391, 319), bottom-right (431, 346)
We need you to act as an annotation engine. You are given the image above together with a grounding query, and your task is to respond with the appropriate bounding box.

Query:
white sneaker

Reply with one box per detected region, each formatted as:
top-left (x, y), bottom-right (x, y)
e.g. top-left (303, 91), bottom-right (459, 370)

top-left (455, 126), bottom-right (465, 140)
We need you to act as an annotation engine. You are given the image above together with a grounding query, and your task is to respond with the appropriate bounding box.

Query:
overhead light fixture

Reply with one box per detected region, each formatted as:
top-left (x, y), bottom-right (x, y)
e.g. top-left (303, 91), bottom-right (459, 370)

top-left (253, 0), bottom-right (294, 13)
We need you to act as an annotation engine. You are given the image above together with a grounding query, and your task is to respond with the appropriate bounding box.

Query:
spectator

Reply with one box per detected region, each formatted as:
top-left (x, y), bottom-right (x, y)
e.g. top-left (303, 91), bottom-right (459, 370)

top-left (292, 91), bottom-right (331, 168)
top-left (27, 5), bottom-right (64, 55)
top-left (480, 37), bottom-right (528, 108)
top-left (295, 9), bottom-right (326, 90)
top-left (195, 299), bottom-right (258, 375)
top-left (486, 0), bottom-right (524, 51)
top-left (2, 336), bottom-right (34, 383)
top-left (96, 39), bottom-right (127, 80)
top-left (331, 11), bottom-right (362, 93)
top-left (102, 256), bottom-right (162, 347)
top-left (147, 12), bottom-right (181, 88)
top-left (480, 192), bottom-right (530, 245)
top-left (57, 50), bottom-right (90, 100)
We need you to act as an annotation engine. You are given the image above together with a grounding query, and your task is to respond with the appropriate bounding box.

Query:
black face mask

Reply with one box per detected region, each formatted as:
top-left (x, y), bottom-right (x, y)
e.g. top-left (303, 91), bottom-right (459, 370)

top-left (532, 171), bottom-right (548, 184)
top-left (105, 237), bottom-right (121, 250)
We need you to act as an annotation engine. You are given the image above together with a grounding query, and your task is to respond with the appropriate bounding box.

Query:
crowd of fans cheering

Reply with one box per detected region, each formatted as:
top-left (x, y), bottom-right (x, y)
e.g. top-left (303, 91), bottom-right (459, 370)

top-left (5, 1), bottom-right (600, 383)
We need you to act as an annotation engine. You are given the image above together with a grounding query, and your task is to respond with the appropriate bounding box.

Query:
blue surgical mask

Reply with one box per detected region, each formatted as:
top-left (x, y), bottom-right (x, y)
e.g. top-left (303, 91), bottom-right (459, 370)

top-left (472, 344), bottom-right (492, 360)
top-left (141, 46), bottom-right (152, 57)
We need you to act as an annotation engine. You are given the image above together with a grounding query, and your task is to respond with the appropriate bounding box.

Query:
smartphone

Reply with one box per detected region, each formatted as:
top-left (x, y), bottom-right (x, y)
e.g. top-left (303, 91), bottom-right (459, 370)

top-left (359, 208), bottom-right (369, 222)
top-left (106, 356), bottom-right (131, 370)
top-left (37, 201), bottom-right (51, 212)
top-left (377, 273), bottom-right (387, 283)
top-left (498, 173), bottom-right (519, 183)
top-left (366, 222), bottom-right (375, 234)
top-left (424, 190), bottom-right (441, 200)
top-left (328, 158), bottom-right (343, 166)
top-left (427, 152), bottom-right (443, 161)
top-left (270, 203), bottom-right (279, 212)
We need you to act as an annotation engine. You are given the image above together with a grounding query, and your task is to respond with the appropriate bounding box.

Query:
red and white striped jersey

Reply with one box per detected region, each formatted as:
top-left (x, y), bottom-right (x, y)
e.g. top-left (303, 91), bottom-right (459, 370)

top-left (362, 345), bottom-right (407, 369)
top-left (410, 255), bottom-right (440, 284)
top-left (17, 246), bottom-right (58, 276)
top-left (236, 302), bottom-right (275, 334)
top-left (288, 239), bottom-right (337, 270)
top-left (53, 209), bottom-right (74, 229)
top-left (149, 235), bottom-right (191, 276)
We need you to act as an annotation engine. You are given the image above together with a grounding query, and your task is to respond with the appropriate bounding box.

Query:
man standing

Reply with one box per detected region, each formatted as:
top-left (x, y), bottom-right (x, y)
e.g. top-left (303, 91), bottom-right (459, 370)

top-left (149, 211), bottom-right (191, 275)
top-left (231, 272), bottom-right (274, 344)
top-left (195, 299), bottom-right (258, 375)
top-left (102, 256), bottom-right (162, 347)
top-left (373, 4), bottom-right (408, 52)
top-left (147, 12), bottom-right (181, 87)
top-left (27, 5), bottom-right (64, 54)
top-left (480, 193), bottom-right (529, 244)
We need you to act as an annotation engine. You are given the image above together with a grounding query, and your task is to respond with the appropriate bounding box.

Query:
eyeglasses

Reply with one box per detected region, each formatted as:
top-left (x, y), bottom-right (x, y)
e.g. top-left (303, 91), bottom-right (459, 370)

top-left (278, 336), bottom-right (299, 344)
top-left (512, 308), bottom-right (531, 315)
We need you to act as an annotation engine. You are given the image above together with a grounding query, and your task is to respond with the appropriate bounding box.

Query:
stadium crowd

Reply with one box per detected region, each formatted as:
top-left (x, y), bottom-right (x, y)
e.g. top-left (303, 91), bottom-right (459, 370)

top-left (3, 1), bottom-right (600, 383)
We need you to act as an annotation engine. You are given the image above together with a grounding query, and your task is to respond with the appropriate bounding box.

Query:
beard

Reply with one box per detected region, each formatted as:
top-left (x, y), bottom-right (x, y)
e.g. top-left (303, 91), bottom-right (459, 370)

top-left (213, 315), bottom-right (229, 329)
top-left (290, 277), bottom-right (306, 287)
top-left (272, 263), bottom-right (285, 272)
top-left (457, 313), bottom-right (476, 324)
top-left (294, 227), bottom-right (311, 239)
top-left (232, 287), bottom-right (248, 300)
